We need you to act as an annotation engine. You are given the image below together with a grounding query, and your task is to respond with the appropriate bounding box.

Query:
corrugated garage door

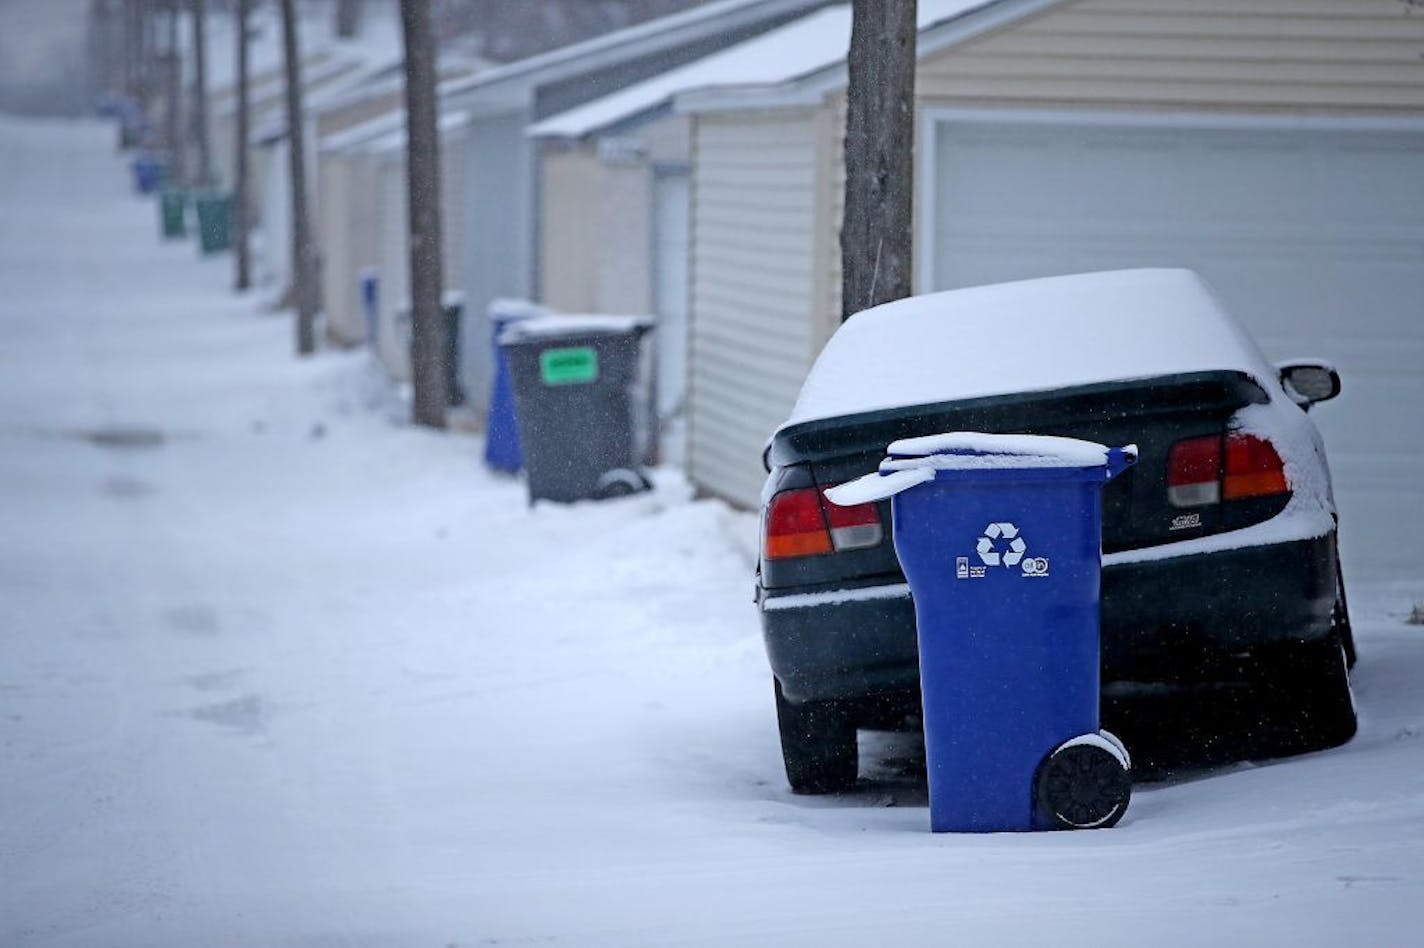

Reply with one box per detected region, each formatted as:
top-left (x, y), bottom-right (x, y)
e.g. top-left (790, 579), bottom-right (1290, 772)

top-left (930, 118), bottom-right (1424, 580)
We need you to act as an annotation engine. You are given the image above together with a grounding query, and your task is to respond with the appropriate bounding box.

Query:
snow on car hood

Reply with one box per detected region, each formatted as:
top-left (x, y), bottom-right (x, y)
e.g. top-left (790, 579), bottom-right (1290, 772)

top-left (782, 269), bottom-right (1276, 430)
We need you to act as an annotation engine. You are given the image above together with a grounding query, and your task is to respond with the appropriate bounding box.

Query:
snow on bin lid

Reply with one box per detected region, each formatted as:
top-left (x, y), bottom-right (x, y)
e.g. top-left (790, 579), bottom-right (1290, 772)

top-left (487, 298), bottom-right (548, 320)
top-left (825, 433), bottom-right (1137, 506)
top-left (498, 314), bottom-right (653, 345)
top-left (783, 269), bottom-right (1273, 431)
top-left (886, 432), bottom-right (1119, 466)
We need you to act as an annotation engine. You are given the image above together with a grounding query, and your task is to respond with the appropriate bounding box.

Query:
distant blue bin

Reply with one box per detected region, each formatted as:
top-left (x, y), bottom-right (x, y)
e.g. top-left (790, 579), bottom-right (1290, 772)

top-left (484, 300), bottom-right (546, 474)
top-left (829, 433), bottom-right (1136, 833)
top-left (131, 153), bottom-right (167, 194)
top-left (359, 270), bottom-right (379, 350)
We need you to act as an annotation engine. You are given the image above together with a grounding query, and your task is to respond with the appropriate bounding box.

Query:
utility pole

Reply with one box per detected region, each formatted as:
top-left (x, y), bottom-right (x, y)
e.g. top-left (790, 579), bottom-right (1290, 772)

top-left (841, 0), bottom-right (917, 322)
top-left (400, 0), bottom-right (448, 428)
top-left (280, 0), bottom-right (319, 355)
top-left (233, 0), bottom-right (252, 290)
top-left (164, 1), bottom-right (184, 177)
top-left (190, 0), bottom-right (211, 187)
top-left (336, 0), bottom-right (362, 39)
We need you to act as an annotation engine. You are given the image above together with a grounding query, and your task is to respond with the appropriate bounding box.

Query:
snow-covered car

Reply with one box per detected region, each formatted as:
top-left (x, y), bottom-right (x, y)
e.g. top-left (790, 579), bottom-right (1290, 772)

top-left (757, 269), bottom-right (1356, 794)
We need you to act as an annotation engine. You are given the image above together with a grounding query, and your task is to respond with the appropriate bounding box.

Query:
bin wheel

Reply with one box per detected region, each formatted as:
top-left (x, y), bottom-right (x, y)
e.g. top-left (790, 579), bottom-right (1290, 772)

top-left (594, 469), bottom-right (650, 500)
top-left (773, 679), bottom-right (857, 795)
top-left (1035, 740), bottom-right (1131, 830)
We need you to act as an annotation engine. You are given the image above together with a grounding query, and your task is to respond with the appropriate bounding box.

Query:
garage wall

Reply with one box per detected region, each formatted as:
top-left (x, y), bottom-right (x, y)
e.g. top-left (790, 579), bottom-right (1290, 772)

top-left (463, 110), bottom-right (535, 413)
top-left (539, 144), bottom-right (604, 313)
top-left (375, 149), bottom-right (410, 381)
top-left (919, 0), bottom-right (1424, 110)
top-left (819, 0), bottom-right (1424, 302)
top-left (688, 110), bottom-right (824, 508)
top-left (816, 0), bottom-right (1424, 305)
top-left (317, 151), bottom-right (362, 345)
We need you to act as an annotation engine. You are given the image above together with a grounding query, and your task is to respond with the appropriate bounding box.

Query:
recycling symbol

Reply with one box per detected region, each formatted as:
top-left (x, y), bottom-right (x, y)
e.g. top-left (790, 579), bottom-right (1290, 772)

top-left (976, 522), bottom-right (1027, 567)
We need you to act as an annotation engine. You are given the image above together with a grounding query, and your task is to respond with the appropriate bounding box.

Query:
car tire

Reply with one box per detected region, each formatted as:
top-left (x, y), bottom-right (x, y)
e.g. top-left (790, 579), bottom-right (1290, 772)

top-left (1260, 634), bottom-right (1357, 752)
top-left (774, 679), bottom-right (858, 794)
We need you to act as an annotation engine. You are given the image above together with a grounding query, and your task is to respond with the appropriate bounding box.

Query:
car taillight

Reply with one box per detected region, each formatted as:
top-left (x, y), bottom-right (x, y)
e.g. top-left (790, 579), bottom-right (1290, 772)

top-left (1223, 433), bottom-right (1289, 500)
top-left (1167, 433), bottom-right (1288, 508)
top-left (823, 491), bottom-right (884, 551)
top-left (763, 486), bottom-right (883, 560)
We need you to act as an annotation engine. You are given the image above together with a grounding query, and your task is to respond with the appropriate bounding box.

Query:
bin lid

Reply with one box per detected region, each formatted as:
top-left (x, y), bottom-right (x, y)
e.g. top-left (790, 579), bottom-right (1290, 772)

top-left (826, 432), bottom-right (1136, 506)
top-left (499, 314), bottom-right (652, 346)
top-left (486, 297), bottom-right (545, 321)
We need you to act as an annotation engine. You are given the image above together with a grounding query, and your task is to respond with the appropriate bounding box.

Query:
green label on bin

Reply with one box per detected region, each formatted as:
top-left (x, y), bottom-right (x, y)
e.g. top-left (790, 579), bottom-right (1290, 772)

top-left (540, 346), bottom-right (599, 385)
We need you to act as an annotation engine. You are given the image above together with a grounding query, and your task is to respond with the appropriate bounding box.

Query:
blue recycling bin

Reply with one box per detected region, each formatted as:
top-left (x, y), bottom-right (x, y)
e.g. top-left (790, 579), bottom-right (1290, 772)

top-left (359, 270), bottom-right (379, 350)
top-left (484, 300), bottom-right (546, 474)
top-left (830, 433), bottom-right (1136, 833)
top-left (131, 152), bottom-right (167, 195)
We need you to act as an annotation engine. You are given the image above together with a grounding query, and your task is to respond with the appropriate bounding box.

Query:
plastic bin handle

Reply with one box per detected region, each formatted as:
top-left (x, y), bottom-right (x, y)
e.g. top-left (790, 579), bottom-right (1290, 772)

top-left (1106, 444), bottom-right (1138, 481)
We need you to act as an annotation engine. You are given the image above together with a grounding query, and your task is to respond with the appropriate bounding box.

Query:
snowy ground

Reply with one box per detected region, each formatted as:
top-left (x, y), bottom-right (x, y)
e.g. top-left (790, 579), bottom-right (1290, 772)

top-left (2, 116), bottom-right (1424, 947)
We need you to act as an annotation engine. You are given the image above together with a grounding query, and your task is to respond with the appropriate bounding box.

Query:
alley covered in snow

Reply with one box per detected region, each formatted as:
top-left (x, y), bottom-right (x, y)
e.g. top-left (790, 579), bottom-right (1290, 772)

top-left (2, 116), bottom-right (1424, 946)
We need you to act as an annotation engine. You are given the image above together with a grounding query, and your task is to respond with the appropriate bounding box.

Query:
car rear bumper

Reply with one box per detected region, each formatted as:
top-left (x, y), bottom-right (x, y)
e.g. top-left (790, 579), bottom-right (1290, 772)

top-left (759, 531), bottom-right (1337, 705)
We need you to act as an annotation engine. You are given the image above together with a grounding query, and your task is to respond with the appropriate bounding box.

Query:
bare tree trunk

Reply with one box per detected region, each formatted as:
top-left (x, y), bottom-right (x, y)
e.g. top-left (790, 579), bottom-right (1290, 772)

top-left (190, 0), bottom-right (211, 187)
top-left (841, 0), bottom-right (917, 322)
top-left (164, 2), bottom-right (184, 176)
top-left (127, 0), bottom-right (153, 109)
top-left (336, 0), bottom-right (362, 39)
top-left (400, 0), bottom-right (448, 428)
top-left (233, 0), bottom-right (251, 290)
top-left (280, 0), bottom-right (318, 355)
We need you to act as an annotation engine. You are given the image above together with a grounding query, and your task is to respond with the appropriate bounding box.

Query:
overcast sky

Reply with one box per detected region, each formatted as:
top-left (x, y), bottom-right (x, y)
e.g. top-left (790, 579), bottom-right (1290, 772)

top-left (0, 0), bottom-right (91, 116)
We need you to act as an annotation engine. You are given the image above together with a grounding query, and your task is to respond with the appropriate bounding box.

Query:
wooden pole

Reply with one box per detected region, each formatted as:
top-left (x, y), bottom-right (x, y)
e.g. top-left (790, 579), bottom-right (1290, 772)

top-left (233, 0), bottom-right (251, 290)
top-left (400, 0), bottom-right (448, 428)
top-left (841, 0), bottom-right (917, 322)
top-left (280, 0), bottom-right (319, 354)
top-left (190, 0), bottom-right (211, 187)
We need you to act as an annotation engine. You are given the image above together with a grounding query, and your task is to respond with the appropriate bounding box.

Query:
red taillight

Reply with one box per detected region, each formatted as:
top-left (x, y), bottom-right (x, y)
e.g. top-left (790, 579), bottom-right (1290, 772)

top-left (1167, 435), bottom-right (1222, 507)
top-left (1167, 433), bottom-right (1288, 508)
top-left (763, 486), bottom-right (884, 560)
top-left (764, 488), bottom-right (832, 559)
top-left (1223, 433), bottom-right (1289, 500)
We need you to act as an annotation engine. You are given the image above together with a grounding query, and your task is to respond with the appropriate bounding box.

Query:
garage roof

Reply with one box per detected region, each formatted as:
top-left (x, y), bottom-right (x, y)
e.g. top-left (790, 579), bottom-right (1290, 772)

top-left (674, 0), bottom-right (1065, 114)
top-left (440, 0), bottom-right (829, 117)
top-left (531, 0), bottom-right (1027, 139)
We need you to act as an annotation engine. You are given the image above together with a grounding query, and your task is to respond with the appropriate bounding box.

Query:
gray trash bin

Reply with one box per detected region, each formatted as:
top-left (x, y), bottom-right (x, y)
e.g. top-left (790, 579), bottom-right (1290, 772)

top-left (499, 315), bottom-right (653, 504)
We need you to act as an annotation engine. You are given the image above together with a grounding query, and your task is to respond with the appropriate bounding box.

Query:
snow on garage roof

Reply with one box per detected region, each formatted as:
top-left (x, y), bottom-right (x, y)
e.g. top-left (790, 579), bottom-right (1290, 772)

top-left (781, 269), bottom-right (1277, 431)
top-left (441, 0), bottom-right (827, 109)
top-left (528, 0), bottom-right (999, 140)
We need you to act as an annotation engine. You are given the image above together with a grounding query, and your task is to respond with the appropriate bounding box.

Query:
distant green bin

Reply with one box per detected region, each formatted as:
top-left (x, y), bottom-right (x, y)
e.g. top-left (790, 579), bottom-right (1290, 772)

top-left (159, 189), bottom-right (187, 239)
top-left (194, 191), bottom-right (232, 255)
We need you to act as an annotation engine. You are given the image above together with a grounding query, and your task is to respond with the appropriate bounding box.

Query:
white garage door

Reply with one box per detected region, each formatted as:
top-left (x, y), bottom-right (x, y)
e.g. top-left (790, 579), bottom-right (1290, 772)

top-left (929, 117), bottom-right (1424, 581)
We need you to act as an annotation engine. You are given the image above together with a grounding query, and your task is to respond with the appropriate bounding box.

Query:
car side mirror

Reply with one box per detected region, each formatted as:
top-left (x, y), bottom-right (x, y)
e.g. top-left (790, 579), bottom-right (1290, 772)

top-left (1277, 361), bottom-right (1341, 409)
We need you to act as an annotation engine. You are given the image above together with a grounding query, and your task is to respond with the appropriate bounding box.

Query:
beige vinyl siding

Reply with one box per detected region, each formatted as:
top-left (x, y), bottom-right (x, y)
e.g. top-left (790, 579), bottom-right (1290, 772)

top-left (689, 110), bottom-right (822, 508)
top-left (318, 152), bottom-right (363, 345)
top-left (539, 145), bottom-right (603, 312)
top-left (918, 0), bottom-right (1424, 110)
top-left (593, 160), bottom-right (654, 316)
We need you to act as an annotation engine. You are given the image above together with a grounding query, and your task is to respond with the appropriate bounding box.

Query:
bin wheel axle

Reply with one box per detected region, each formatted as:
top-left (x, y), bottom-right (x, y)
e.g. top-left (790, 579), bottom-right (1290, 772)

top-left (1035, 742), bottom-right (1131, 830)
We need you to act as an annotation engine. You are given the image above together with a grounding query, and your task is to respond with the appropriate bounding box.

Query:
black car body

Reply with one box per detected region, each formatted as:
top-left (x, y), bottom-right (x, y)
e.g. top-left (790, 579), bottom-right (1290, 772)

top-left (756, 270), bottom-right (1355, 793)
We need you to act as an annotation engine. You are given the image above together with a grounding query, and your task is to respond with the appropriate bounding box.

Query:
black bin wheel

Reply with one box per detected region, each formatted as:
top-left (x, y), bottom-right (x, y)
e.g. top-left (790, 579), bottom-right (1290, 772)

top-left (1035, 742), bottom-right (1131, 830)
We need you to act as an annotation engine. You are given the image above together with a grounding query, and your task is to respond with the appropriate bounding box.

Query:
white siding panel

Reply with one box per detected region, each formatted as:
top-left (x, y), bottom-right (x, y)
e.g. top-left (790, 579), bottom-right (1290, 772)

top-left (689, 111), bottom-right (820, 508)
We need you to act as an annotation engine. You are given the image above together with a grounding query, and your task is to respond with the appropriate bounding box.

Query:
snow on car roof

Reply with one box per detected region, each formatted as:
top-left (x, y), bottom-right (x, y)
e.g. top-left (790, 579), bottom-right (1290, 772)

top-left (782, 269), bottom-right (1275, 431)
